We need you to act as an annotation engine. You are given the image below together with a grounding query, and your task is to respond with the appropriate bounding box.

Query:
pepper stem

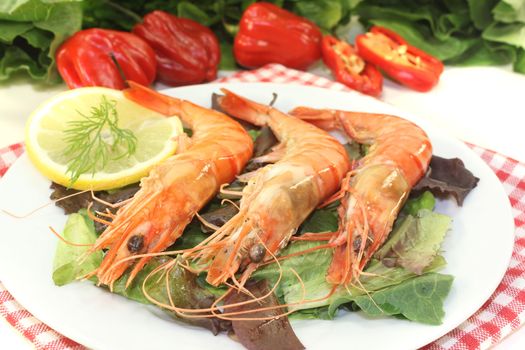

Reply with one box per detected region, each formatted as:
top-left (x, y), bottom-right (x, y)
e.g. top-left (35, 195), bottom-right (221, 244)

top-left (105, 1), bottom-right (142, 25)
top-left (109, 52), bottom-right (128, 88)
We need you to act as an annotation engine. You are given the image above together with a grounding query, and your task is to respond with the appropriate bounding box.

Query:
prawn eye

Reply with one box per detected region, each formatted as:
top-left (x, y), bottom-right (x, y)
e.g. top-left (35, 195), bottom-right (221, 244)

top-left (127, 235), bottom-right (144, 253)
top-left (249, 243), bottom-right (265, 263)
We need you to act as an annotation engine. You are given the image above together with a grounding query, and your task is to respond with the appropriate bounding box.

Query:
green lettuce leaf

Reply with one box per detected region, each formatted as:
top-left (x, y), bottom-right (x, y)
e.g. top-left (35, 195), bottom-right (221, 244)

top-left (252, 207), bottom-right (339, 310)
top-left (298, 207), bottom-right (339, 234)
top-left (52, 209), bottom-right (103, 286)
top-left (326, 255), bottom-right (448, 318)
top-left (468, 0), bottom-right (499, 30)
top-left (375, 209), bottom-right (451, 274)
top-left (355, 2), bottom-right (471, 42)
top-left (0, 0), bottom-right (82, 83)
top-left (514, 48), bottom-right (525, 72)
top-left (292, 0), bottom-right (345, 31)
top-left (355, 0), bottom-right (525, 71)
top-left (289, 306), bottom-right (331, 320)
top-left (403, 191), bottom-right (436, 216)
top-left (493, 0), bottom-right (525, 24)
top-left (254, 204), bottom-right (453, 324)
top-left (483, 22), bottom-right (525, 49)
top-left (177, 2), bottom-right (216, 26)
top-left (112, 256), bottom-right (226, 332)
top-left (352, 273), bottom-right (453, 325)
top-left (253, 240), bottom-right (334, 310)
top-left (170, 218), bottom-right (209, 251)
top-left (445, 39), bottom-right (517, 66)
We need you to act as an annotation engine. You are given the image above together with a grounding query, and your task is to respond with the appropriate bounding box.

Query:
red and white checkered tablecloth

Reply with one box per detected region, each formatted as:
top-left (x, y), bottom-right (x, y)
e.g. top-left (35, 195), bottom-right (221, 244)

top-left (1, 64), bottom-right (524, 350)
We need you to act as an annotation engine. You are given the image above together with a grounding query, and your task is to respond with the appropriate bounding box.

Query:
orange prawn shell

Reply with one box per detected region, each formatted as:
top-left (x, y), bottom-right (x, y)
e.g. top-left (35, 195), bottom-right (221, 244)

top-left (89, 83), bottom-right (254, 286)
top-left (195, 90), bottom-right (351, 287)
top-left (290, 107), bottom-right (432, 285)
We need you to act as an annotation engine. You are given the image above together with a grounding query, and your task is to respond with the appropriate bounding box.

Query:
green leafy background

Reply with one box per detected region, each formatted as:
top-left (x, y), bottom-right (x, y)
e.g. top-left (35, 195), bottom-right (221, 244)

top-left (2, 0), bottom-right (524, 83)
top-left (0, 0), bottom-right (82, 83)
top-left (355, 0), bottom-right (525, 73)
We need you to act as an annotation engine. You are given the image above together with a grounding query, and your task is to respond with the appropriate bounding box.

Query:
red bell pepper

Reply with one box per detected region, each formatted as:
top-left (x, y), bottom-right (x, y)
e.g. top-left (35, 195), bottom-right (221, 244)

top-left (356, 26), bottom-right (444, 92)
top-left (322, 35), bottom-right (383, 97)
top-left (56, 28), bottom-right (156, 90)
top-left (234, 2), bottom-right (322, 70)
top-left (133, 11), bottom-right (220, 86)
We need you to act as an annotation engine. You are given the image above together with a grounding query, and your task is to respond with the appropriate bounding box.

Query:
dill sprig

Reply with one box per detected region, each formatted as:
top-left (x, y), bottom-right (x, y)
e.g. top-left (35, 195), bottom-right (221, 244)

top-left (63, 95), bottom-right (137, 185)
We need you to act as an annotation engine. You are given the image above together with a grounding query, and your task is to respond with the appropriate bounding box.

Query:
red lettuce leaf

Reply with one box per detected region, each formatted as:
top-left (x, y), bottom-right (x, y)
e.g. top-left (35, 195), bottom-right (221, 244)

top-left (413, 156), bottom-right (479, 205)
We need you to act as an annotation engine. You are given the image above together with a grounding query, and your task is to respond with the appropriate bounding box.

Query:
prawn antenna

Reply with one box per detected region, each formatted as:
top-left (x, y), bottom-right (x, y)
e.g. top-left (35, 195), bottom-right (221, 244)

top-left (1, 189), bottom-right (91, 218)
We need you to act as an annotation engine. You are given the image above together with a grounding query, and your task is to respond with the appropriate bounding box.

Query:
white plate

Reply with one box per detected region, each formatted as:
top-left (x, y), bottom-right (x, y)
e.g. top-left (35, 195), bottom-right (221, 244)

top-left (0, 83), bottom-right (515, 350)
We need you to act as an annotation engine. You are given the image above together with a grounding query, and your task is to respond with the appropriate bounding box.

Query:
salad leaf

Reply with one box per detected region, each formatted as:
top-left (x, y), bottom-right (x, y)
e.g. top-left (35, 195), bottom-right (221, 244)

top-left (467, 0), bottom-right (499, 30)
top-left (111, 256), bottom-right (165, 304)
top-left (413, 155), bottom-right (479, 206)
top-left (253, 126), bottom-right (277, 157)
top-left (218, 40), bottom-right (236, 70)
top-left (224, 279), bottom-right (305, 350)
top-left (355, 0), bottom-right (525, 73)
top-left (113, 255), bottom-right (230, 334)
top-left (289, 306), bottom-right (331, 320)
top-left (298, 207), bottom-right (339, 234)
top-left (352, 273), bottom-right (453, 325)
top-left (292, 0), bottom-right (344, 31)
top-left (253, 240), bottom-right (334, 310)
top-left (375, 209), bottom-right (452, 274)
top-left (255, 206), bottom-right (452, 323)
top-left (0, 0), bottom-right (82, 83)
top-left (326, 256), bottom-right (448, 318)
top-left (52, 209), bottom-right (102, 286)
top-left (445, 39), bottom-right (517, 66)
top-left (483, 22), bottom-right (525, 49)
top-left (514, 48), bottom-right (525, 73)
top-left (493, 0), bottom-right (525, 24)
top-left (171, 218), bottom-right (209, 250)
top-left (177, 2), bottom-right (214, 26)
top-left (403, 191), bottom-right (435, 216)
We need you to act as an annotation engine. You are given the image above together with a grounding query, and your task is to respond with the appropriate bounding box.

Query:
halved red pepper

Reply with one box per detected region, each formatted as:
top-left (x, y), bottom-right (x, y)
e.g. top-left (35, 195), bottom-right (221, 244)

top-left (56, 29), bottom-right (157, 90)
top-left (322, 35), bottom-right (383, 97)
top-left (234, 2), bottom-right (322, 70)
top-left (133, 11), bottom-right (220, 86)
top-left (356, 26), bottom-right (444, 92)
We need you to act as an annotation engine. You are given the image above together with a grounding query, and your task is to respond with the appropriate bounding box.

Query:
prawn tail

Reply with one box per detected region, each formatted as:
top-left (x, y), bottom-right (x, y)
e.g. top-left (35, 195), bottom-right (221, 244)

top-left (124, 81), bottom-right (182, 116)
top-left (288, 106), bottom-right (340, 131)
top-left (218, 89), bottom-right (270, 126)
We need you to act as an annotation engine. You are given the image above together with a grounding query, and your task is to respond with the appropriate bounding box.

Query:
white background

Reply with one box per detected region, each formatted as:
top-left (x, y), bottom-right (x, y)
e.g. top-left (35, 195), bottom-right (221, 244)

top-left (1, 67), bottom-right (524, 349)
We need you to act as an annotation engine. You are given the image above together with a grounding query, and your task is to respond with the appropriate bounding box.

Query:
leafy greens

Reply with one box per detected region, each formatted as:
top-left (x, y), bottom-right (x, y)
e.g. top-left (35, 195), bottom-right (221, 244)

top-left (253, 199), bottom-right (453, 325)
top-left (4, 0), bottom-right (525, 85)
top-left (52, 209), bottom-right (102, 286)
top-left (0, 0), bottom-right (82, 83)
top-left (355, 0), bottom-right (525, 73)
top-left (52, 176), bottom-right (455, 332)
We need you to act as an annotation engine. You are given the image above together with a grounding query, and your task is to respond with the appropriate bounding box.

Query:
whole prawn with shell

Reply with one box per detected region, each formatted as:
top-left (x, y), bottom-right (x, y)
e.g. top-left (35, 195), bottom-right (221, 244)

top-left (289, 106), bottom-right (432, 285)
top-left (186, 90), bottom-right (351, 287)
top-left (87, 82), bottom-right (253, 287)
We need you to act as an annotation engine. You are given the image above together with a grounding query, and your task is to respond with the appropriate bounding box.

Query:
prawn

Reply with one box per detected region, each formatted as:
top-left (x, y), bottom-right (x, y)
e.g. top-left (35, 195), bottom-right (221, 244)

top-left (188, 90), bottom-right (351, 287)
top-left (289, 107), bottom-right (432, 285)
top-left (88, 82), bottom-right (253, 287)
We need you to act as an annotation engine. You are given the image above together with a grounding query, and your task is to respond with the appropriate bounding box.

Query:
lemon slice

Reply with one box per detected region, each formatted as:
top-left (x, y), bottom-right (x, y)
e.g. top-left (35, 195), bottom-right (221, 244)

top-left (25, 87), bottom-right (182, 190)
